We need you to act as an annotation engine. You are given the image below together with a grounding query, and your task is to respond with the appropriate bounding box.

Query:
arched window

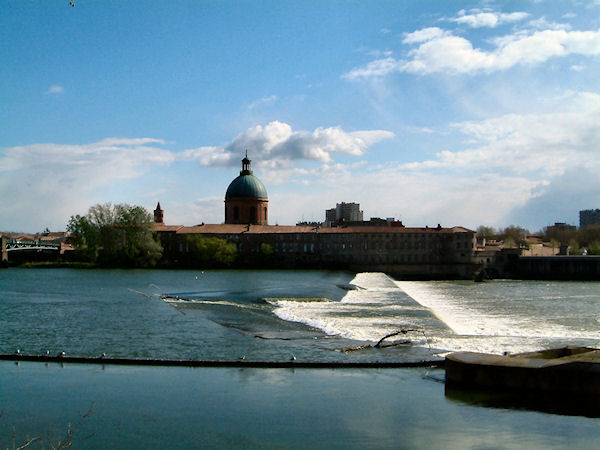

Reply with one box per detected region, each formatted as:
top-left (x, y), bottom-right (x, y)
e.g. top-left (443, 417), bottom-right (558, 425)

top-left (250, 206), bottom-right (256, 223)
top-left (264, 207), bottom-right (267, 222)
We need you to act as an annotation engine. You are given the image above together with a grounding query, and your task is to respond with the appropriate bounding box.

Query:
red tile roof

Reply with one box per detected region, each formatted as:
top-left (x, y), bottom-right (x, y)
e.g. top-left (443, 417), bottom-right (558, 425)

top-left (157, 223), bottom-right (473, 235)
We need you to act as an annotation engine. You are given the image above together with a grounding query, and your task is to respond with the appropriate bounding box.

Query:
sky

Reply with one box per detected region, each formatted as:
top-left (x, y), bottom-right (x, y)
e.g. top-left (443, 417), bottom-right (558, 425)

top-left (1, 0), bottom-right (600, 233)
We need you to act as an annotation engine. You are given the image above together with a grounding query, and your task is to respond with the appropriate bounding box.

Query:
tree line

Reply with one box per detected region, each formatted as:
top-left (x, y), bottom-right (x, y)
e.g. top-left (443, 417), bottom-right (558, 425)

top-left (476, 224), bottom-right (600, 254)
top-left (67, 203), bottom-right (243, 268)
top-left (66, 203), bottom-right (277, 268)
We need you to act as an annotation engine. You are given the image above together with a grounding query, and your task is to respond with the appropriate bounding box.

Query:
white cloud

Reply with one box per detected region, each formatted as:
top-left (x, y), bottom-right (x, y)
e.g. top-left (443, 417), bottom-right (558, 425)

top-left (344, 26), bottom-right (600, 78)
top-left (252, 91), bottom-right (592, 229)
top-left (343, 56), bottom-right (402, 80)
top-left (179, 121), bottom-right (394, 167)
top-left (45, 85), bottom-right (64, 95)
top-left (265, 163), bottom-right (538, 228)
top-left (247, 95), bottom-right (278, 110)
top-left (403, 27), bottom-right (450, 44)
top-left (527, 17), bottom-right (571, 31)
top-left (401, 91), bottom-right (600, 177)
top-left (0, 138), bottom-right (174, 231)
top-left (450, 10), bottom-right (529, 28)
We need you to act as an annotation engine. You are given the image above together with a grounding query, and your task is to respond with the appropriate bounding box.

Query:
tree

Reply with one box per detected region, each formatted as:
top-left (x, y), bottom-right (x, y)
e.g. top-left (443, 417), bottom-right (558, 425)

top-left (588, 240), bottom-right (600, 255)
top-left (186, 236), bottom-right (237, 268)
top-left (67, 203), bottom-right (162, 267)
top-left (498, 225), bottom-right (528, 246)
top-left (568, 238), bottom-right (580, 255)
top-left (258, 243), bottom-right (277, 266)
top-left (476, 225), bottom-right (497, 240)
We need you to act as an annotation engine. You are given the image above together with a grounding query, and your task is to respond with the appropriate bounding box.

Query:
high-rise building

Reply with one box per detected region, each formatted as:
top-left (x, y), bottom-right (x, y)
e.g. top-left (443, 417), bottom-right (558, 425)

top-left (579, 209), bottom-right (600, 228)
top-left (324, 202), bottom-right (363, 225)
top-left (325, 208), bottom-right (337, 224)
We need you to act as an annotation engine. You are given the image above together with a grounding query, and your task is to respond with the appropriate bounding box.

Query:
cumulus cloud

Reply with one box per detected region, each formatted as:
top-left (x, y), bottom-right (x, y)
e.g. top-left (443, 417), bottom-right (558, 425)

top-left (450, 9), bottom-right (529, 28)
top-left (527, 17), bottom-right (571, 31)
top-left (0, 138), bottom-right (174, 231)
top-left (266, 93), bottom-right (600, 229)
top-left (401, 91), bottom-right (600, 176)
top-left (344, 24), bottom-right (600, 78)
top-left (265, 161), bottom-right (538, 228)
top-left (45, 85), bottom-right (64, 95)
top-left (179, 121), bottom-right (394, 168)
top-left (374, 91), bottom-right (600, 228)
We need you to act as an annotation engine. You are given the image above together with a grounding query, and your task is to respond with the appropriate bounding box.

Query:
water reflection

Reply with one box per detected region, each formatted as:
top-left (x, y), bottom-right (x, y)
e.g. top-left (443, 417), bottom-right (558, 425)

top-left (445, 385), bottom-right (600, 418)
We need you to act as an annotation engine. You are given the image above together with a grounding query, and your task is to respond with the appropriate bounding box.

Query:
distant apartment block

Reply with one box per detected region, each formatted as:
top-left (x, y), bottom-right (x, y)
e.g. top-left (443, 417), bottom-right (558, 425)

top-left (325, 202), bottom-right (363, 226)
top-left (580, 209), bottom-right (600, 228)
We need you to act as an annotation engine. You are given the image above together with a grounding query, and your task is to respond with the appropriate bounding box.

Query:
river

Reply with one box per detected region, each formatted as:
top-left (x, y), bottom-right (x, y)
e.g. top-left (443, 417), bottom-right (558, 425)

top-left (1, 268), bottom-right (599, 448)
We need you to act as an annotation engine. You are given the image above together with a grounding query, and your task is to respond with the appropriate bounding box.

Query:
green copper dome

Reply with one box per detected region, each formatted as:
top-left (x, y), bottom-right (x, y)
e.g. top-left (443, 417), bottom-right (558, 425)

top-left (226, 173), bottom-right (268, 199)
top-left (225, 155), bottom-right (268, 199)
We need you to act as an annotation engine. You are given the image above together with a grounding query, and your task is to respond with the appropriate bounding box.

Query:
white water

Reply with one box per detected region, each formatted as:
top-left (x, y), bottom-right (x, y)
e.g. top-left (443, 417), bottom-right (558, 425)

top-left (270, 272), bottom-right (600, 355)
top-left (397, 280), bottom-right (600, 354)
top-left (269, 272), bottom-right (435, 344)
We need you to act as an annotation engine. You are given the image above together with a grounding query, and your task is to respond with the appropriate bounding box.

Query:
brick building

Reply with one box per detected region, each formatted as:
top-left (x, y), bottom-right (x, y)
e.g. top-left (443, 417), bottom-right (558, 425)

top-left (224, 154), bottom-right (268, 225)
top-left (153, 155), bottom-right (477, 278)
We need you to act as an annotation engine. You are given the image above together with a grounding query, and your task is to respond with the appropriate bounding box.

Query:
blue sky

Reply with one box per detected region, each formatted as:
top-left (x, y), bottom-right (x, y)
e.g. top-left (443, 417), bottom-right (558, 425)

top-left (2, 0), bottom-right (600, 232)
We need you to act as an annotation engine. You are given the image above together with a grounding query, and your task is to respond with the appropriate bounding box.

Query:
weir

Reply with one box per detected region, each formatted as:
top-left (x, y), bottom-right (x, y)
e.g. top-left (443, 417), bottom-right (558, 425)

top-left (0, 353), bottom-right (444, 368)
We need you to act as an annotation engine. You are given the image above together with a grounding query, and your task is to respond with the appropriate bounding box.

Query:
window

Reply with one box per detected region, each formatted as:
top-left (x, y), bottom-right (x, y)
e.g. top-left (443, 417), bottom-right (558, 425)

top-left (234, 206), bottom-right (239, 221)
top-left (250, 206), bottom-right (256, 223)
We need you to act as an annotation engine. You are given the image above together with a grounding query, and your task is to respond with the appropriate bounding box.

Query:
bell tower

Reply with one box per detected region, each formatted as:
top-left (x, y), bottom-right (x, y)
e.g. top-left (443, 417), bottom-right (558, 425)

top-left (154, 202), bottom-right (164, 224)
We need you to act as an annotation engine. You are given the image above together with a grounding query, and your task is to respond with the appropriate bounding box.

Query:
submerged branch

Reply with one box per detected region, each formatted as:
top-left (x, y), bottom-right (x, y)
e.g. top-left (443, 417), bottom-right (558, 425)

top-left (342, 328), bottom-right (430, 353)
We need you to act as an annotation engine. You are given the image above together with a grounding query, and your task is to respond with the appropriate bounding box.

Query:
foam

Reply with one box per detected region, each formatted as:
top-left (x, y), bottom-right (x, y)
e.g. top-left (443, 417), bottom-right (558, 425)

top-left (269, 272), bottom-right (434, 342)
top-left (396, 280), bottom-right (600, 354)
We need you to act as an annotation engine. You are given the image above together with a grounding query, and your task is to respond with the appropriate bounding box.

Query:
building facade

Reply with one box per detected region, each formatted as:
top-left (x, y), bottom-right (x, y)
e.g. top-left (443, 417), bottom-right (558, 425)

top-left (155, 222), bottom-right (477, 278)
top-left (153, 156), bottom-right (477, 278)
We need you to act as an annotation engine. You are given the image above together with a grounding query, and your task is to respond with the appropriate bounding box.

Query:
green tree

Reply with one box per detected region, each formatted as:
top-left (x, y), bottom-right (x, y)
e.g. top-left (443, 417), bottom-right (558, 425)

top-left (258, 243), bottom-right (277, 266)
top-left (186, 236), bottom-right (237, 267)
top-left (67, 203), bottom-right (162, 267)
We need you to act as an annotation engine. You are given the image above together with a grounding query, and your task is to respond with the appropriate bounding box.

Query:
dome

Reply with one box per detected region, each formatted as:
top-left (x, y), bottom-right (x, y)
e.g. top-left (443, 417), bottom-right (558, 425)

top-left (226, 174), bottom-right (268, 199)
top-left (224, 154), bottom-right (269, 225)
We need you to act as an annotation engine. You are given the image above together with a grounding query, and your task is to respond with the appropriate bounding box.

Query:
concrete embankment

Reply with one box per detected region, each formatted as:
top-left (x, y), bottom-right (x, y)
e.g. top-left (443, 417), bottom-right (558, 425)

top-left (0, 353), bottom-right (443, 368)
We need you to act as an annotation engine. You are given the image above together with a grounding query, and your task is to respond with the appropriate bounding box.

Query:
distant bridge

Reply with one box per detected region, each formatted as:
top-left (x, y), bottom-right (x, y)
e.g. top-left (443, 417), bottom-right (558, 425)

top-left (1, 237), bottom-right (61, 262)
top-left (4, 239), bottom-right (61, 252)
